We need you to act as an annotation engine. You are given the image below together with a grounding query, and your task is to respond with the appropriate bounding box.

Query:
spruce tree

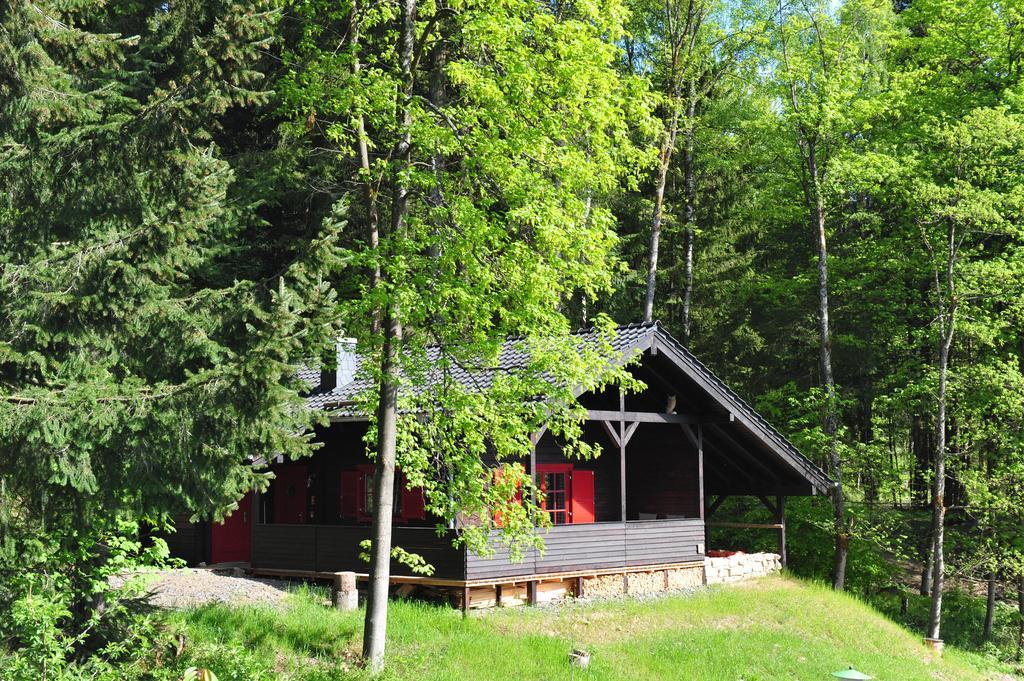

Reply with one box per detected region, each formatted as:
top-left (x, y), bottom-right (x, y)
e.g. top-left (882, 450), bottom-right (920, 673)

top-left (0, 0), bottom-right (341, 666)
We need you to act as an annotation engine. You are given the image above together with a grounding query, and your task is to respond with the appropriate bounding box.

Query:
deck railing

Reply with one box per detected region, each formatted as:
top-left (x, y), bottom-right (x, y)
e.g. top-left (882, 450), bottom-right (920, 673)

top-left (252, 517), bottom-right (705, 582)
top-left (251, 524), bottom-right (465, 579)
top-left (465, 518), bottom-right (705, 581)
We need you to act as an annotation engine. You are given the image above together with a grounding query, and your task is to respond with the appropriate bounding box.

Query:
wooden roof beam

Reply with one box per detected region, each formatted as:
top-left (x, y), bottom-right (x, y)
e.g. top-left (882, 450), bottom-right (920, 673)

top-left (586, 409), bottom-right (733, 425)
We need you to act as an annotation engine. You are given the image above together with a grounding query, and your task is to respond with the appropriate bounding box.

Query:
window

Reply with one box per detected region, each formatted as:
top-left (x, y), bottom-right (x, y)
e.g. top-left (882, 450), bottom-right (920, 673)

top-left (342, 465), bottom-right (424, 524)
top-left (541, 471), bottom-right (569, 524)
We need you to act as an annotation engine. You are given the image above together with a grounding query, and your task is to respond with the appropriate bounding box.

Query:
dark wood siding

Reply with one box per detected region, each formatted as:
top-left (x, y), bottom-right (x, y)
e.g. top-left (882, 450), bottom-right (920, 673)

top-left (252, 524), bottom-right (465, 579)
top-left (534, 522), bottom-right (627, 573)
top-left (626, 425), bottom-right (700, 519)
top-left (461, 542), bottom-right (537, 581)
top-left (161, 515), bottom-right (208, 566)
top-left (252, 524), bottom-right (317, 571)
top-left (465, 518), bottom-right (704, 580)
top-left (624, 519), bottom-right (704, 566)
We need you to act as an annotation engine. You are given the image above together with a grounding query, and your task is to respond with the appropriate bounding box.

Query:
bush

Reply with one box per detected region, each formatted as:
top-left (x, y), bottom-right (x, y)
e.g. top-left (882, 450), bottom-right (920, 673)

top-left (0, 520), bottom-right (174, 680)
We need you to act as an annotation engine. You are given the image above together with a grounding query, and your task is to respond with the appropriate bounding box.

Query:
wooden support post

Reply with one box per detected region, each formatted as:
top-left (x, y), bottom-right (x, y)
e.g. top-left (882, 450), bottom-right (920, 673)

top-left (530, 446), bottom-right (537, 488)
top-left (461, 586), bottom-right (471, 617)
top-left (526, 581), bottom-right (537, 606)
top-left (697, 425), bottom-right (705, 521)
top-left (495, 584), bottom-right (503, 607)
top-left (331, 571), bottom-right (358, 611)
top-left (250, 488), bottom-right (260, 565)
top-left (619, 390), bottom-right (627, 522)
top-left (575, 576), bottom-right (584, 598)
top-left (776, 495), bottom-right (787, 569)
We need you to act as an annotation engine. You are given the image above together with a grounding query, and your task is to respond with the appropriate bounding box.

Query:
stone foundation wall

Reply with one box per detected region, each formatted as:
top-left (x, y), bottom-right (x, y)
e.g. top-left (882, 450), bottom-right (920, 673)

top-left (704, 552), bottom-right (781, 584)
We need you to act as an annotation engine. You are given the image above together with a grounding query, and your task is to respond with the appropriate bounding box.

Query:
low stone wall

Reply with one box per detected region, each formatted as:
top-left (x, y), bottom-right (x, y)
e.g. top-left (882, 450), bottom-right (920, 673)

top-left (704, 552), bottom-right (781, 584)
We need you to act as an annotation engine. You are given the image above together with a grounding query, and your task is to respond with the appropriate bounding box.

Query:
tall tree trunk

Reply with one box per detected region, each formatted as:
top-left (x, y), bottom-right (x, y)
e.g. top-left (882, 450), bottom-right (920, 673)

top-left (351, 3), bottom-right (381, 300)
top-left (363, 310), bottom-right (402, 673)
top-left (643, 108), bottom-right (680, 323)
top-left (680, 88), bottom-right (697, 342)
top-left (983, 572), bottom-right (996, 641)
top-left (363, 0), bottom-right (415, 673)
top-left (859, 389), bottom-right (878, 505)
top-left (926, 214), bottom-right (956, 641)
top-left (927, 314), bottom-right (953, 640)
top-left (806, 140), bottom-right (846, 591)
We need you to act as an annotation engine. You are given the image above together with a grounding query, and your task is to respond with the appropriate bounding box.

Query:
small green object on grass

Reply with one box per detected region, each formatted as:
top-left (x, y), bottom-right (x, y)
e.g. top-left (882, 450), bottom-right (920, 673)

top-left (831, 667), bottom-right (873, 679)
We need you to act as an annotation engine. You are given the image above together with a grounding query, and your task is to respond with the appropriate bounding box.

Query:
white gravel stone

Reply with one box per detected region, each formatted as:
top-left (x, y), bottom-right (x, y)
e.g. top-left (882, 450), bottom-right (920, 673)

top-left (112, 568), bottom-right (294, 609)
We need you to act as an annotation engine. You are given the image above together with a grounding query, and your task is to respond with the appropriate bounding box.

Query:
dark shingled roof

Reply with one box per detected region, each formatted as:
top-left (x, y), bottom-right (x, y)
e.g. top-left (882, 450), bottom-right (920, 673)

top-left (300, 322), bottom-right (834, 495)
top-left (300, 322), bottom-right (655, 412)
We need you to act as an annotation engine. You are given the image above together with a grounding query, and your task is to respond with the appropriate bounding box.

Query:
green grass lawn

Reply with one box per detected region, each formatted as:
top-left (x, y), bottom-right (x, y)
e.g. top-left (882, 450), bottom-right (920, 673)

top-left (169, 575), bottom-right (1016, 680)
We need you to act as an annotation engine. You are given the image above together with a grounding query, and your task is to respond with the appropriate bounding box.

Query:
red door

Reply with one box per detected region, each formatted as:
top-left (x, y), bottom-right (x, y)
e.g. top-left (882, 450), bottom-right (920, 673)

top-left (274, 464), bottom-right (308, 524)
top-left (571, 470), bottom-right (595, 524)
top-left (211, 491), bottom-right (253, 564)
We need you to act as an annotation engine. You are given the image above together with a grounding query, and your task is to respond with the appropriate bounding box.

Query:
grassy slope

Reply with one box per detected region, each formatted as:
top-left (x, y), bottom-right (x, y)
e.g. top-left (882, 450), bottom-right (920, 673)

top-left (172, 575), bottom-right (1013, 680)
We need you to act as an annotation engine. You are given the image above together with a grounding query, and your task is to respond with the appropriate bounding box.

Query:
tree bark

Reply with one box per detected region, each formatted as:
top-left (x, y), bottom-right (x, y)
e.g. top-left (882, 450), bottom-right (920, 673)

top-left (362, 309), bottom-right (402, 673)
top-left (680, 89), bottom-right (697, 342)
top-left (643, 108), bottom-right (680, 323)
top-left (927, 331), bottom-right (950, 640)
top-left (362, 0), bottom-right (415, 673)
top-left (350, 3), bottom-right (381, 301)
top-left (983, 572), bottom-right (996, 641)
top-left (1017, 576), bottom-right (1024, 661)
top-left (805, 139), bottom-right (846, 591)
top-left (926, 215), bottom-right (956, 641)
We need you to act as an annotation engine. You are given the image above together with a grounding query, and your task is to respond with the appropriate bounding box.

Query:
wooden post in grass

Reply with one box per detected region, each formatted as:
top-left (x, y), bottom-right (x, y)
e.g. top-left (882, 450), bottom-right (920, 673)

top-left (332, 571), bottom-right (358, 611)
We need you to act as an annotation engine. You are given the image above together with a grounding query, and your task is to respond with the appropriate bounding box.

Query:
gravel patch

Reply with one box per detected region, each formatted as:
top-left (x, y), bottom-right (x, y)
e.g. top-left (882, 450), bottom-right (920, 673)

top-left (113, 568), bottom-right (294, 609)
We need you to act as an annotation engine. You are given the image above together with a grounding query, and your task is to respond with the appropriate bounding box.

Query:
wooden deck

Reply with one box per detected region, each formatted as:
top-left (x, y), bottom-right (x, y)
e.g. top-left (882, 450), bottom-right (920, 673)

top-left (251, 517), bottom-right (705, 582)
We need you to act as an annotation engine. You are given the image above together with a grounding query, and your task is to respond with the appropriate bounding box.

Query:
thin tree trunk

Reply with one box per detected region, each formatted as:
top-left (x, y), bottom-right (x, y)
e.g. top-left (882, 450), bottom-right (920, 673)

top-left (680, 89), bottom-right (697, 342)
top-left (983, 572), bottom-right (996, 641)
top-left (643, 109), bottom-right (680, 323)
top-left (927, 329), bottom-right (951, 640)
top-left (926, 215), bottom-right (956, 641)
top-left (363, 0), bottom-right (415, 673)
top-left (362, 310), bottom-right (402, 673)
top-left (805, 140), bottom-right (846, 591)
top-left (1016, 575), bottom-right (1024, 661)
top-left (351, 4), bottom-right (381, 297)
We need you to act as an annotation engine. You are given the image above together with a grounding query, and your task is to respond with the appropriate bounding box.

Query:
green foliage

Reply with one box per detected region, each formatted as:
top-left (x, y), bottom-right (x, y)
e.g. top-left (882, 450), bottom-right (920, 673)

top-left (280, 0), bottom-right (647, 563)
top-left (0, 0), bottom-right (345, 670)
top-left (0, 522), bottom-right (169, 680)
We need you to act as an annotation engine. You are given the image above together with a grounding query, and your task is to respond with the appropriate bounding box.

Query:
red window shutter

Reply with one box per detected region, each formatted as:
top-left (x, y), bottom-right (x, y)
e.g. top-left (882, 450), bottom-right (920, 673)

top-left (401, 485), bottom-right (426, 522)
top-left (340, 471), bottom-right (359, 519)
top-left (492, 466), bottom-right (525, 528)
top-left (571, 469), bottom-right (595, 524)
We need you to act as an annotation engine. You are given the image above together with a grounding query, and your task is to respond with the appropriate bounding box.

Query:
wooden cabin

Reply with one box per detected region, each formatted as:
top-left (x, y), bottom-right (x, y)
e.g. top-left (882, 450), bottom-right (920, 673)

top-left (169, 322), bottom-right (833, 606)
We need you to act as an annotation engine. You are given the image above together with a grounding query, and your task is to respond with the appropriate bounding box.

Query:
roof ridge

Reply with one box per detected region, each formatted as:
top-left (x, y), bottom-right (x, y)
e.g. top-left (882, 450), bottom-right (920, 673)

top-left (570, 319), bottom-right (659, 335)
